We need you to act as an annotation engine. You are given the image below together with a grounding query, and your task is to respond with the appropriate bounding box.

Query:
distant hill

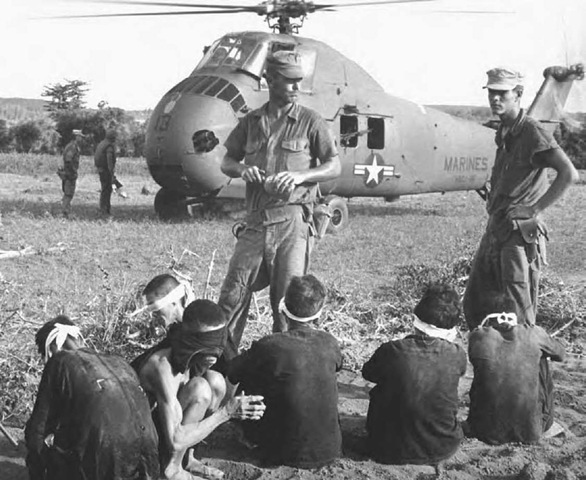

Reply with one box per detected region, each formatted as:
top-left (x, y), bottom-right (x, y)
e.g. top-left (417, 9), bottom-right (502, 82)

top-left (0, 97), bottom-right (581, 129)
top-left (428, 105), bottom-right (494, 124)
top-left (0, 97), bottom-right (48, 123)
top-left (0, 97), bottom-right (151, 125)
top-left (430, 104), bottom-right (586, 127)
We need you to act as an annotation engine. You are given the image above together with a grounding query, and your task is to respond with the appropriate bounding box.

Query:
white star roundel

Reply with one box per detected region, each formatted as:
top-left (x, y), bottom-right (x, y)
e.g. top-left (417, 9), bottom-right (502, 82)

top-left (353, 154), bottom-right (395, 187)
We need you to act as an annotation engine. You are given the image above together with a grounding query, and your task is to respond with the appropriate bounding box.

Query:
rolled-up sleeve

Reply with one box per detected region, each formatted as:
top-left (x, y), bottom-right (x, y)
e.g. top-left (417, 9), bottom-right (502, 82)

top-left (309, 116), bottom-right (338, 163)
top-left (224, 117), bottom-right (248, 162)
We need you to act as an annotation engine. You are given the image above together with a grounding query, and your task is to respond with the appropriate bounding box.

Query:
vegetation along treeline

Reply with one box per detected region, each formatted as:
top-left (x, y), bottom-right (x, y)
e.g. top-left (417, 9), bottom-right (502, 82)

top-left (0, 80), bottom-right (585, 168)
top-left (0, 80), bottom-right (151, 157)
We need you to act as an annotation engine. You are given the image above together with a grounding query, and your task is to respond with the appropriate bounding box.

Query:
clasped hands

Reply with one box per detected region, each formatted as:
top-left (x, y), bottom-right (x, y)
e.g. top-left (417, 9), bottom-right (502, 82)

top-left (240, 166), bottom-right (305, 195)
top-left (227, 391), bottom-right (266, 421)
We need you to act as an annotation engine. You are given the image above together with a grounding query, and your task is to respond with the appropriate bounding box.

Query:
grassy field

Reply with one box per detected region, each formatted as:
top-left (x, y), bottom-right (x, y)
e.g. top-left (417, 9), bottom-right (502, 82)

top-left (1, 152), bottom-right (585, 427)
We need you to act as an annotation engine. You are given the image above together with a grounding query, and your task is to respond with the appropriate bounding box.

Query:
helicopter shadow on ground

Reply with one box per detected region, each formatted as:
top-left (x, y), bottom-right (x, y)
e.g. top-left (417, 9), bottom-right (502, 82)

top-left (0, 198), bottom-right (159, 224)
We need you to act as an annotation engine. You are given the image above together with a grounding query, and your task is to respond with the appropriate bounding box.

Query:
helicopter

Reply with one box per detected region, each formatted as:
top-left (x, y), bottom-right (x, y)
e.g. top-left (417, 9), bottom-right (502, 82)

top-left (67, 0), bottom-right (584, 230)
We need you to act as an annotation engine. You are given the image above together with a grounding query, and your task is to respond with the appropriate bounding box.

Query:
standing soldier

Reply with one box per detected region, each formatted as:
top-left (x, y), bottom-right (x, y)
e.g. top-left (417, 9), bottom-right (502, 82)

top-left (94, 128), bottom-right (120, 216)
top-left (58, 129), bottom-right (84, 217)
top-left (463, 67), bottom-right (578, 328)
top-left (219, 50), bottom-right (341, 360)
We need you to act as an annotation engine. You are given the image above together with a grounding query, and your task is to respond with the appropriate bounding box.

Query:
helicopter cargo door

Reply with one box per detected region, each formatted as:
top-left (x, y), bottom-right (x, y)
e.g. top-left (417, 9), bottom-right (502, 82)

top-left (323, 112), bottom-right (400, 197)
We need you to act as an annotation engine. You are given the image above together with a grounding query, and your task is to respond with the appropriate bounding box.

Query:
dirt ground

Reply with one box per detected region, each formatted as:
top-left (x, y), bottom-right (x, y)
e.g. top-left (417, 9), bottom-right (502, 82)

top-left (2, 358), bottom-right (585, 480)
top-left (1, 172), bottom-right (585, 479)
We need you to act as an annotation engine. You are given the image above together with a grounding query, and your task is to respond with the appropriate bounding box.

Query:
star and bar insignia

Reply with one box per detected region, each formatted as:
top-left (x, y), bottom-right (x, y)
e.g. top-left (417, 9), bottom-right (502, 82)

top-left (353, 154), bottom-right (396, 187)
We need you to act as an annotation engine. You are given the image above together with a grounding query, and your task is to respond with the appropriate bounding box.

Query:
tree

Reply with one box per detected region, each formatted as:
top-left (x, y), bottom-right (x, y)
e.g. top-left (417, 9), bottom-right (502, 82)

top-left (555, 120), bottom-right (586, 170)
top-left (0, 119), bottom-right (11, 152)
top-left (41, 79), bottom-right (89, 115)
top-left (10, 121), bottom-right (42, 153)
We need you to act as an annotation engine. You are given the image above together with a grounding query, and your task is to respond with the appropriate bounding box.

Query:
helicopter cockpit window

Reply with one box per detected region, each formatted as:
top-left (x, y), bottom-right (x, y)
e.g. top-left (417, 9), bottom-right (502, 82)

top-left (340, 115), bottom-right (358, 148)
top-left (198, 36), bottom-right (259, 71)
top-left (367, 117), bottom-right (385, 150)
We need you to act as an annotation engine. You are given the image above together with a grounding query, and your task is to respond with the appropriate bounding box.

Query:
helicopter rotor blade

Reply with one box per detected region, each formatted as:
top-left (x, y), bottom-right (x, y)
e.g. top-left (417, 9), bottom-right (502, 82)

top-left (431, 10), bottom-right (515, 14)
top-left (50, 8), bottom-right (252, 19)
top-left (87, 0), bottom-right (261, 9)
top-left (311, 0), bottom-right (434, 11)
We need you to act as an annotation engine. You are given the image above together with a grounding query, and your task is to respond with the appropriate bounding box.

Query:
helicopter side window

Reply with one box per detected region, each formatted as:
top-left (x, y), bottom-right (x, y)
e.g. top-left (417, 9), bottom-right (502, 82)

top-left (367, 117), bottom-right (385, 150)
top-left (340, 115), bottom-right (358, 148)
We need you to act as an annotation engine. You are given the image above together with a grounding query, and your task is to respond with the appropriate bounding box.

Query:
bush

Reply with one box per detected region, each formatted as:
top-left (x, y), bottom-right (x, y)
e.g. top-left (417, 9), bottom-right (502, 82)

top-left (0, 119), bottom-right (12, 152)
top-left (556, 120), bottom-right (586, 169)
top-left (10, 121), bottom-right (42, 153)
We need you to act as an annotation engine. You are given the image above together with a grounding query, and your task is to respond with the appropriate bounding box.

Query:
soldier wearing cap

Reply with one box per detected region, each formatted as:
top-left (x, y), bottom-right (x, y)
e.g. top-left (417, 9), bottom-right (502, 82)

top-left (58, 129), bottom-right (84, 217)
top-left (463, 67), bottom-right (578, 329)
top-left (219, 50), bottom-right (341, 359)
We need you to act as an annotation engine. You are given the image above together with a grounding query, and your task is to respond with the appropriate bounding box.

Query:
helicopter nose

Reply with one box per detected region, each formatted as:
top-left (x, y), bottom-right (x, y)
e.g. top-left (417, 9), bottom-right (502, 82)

top-left (147, 91), bottom-right (239, 197)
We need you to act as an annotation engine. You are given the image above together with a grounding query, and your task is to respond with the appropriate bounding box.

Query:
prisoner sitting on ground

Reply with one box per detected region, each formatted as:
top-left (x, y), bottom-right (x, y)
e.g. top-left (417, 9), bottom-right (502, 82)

top-left (466, 291), bottom-right (566, 444)
top-left (362, 283), bottom-right (467, 466)
top-left (25, 316), bottom-right (160, 480)
top-left (227, 274), bottom-right (343, 469)
top-left (142, 273), bottom-right (196, 331)
top-left (131, 299), bottom-right (266, 480)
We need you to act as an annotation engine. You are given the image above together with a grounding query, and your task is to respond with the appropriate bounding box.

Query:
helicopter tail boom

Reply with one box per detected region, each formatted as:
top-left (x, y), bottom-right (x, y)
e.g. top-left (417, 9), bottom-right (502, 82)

top-left (527, 63), bottom-right (584, 131)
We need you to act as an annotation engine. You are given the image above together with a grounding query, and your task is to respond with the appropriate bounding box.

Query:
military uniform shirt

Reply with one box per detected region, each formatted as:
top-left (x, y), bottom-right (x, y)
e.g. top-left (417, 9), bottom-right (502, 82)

top-left (94, 139), bottom-right (116, 173)
top-left (61, 141), bottom-right (81, 179)
top-left (487, 109), bottom-right (559, 237)
top-left (224, 102), bottom-right (338, 215)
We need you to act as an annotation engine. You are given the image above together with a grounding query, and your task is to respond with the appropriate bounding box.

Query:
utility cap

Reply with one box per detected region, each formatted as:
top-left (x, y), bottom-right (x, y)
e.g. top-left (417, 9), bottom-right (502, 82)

top-left (72, 129), bottom-right (85, 137)
top-left (266, 50), bottom-right (305, 79)
top-left (483, 67), bottom-right (524, 90)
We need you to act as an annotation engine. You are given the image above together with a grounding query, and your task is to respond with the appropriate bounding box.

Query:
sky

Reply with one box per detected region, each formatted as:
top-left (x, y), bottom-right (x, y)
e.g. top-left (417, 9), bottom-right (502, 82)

top-left (1, 0), bottom-right (585, 112)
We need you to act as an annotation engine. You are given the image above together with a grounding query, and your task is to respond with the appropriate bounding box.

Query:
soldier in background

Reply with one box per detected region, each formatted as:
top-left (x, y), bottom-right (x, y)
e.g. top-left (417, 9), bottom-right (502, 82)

top-left (57, 129), bottom-right (84, 217)
top-left (94, 128), bottom-right (123, 216)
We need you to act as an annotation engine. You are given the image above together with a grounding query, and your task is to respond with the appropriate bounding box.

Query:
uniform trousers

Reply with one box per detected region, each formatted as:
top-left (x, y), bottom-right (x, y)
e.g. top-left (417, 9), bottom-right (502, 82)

top-left (464, 225), bottom-right (544, 329)
top-left (219, 205), bottom-right (313, 359)
top-left (60, 176), bottom-right (76, 215)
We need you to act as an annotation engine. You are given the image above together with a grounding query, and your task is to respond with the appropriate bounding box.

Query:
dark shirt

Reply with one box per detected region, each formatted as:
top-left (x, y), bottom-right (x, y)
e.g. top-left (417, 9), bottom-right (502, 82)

top-left (25, 349), bottom-right (160, 480)
top-left (224, 102), bottom-right (338, 218)
top-left (94, 139), bottom-right (116, 174)
top-left (362, 334), bottom-right (467, 465)
top-left (467, 324), bottom-right (565, 444)
top-left (486, 109), bottom-right (558, 239)
top-left (228, 326), bottom-right (343, 468)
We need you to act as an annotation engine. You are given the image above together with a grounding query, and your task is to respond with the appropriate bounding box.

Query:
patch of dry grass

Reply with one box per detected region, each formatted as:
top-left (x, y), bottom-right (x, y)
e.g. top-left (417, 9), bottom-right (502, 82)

top-left (0, 152), bottom-right (148, 177)
top-left (1, 153), bottom-right (584, 427)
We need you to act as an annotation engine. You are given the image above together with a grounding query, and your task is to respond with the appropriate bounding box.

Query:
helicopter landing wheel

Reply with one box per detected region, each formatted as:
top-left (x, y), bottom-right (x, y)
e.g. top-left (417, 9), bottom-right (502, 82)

top-left (154, 188), bottom-right (188, 220)
top-left (325, 195), bottom-right (348, 235)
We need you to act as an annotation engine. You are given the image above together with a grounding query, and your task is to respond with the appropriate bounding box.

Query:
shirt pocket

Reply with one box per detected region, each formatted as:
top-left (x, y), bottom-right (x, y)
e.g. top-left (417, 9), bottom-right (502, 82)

top-left (244, 139), bottom-right (262, 168)
top-left (281, 138), bottom-right (309, 172)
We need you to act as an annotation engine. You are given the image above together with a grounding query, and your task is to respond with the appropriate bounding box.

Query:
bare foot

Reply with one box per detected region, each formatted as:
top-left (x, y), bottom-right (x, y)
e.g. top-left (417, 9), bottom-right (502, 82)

top-left (185, 450), bottom-right (224, 480)
top-left (167, 468), bottom-right (206, 480)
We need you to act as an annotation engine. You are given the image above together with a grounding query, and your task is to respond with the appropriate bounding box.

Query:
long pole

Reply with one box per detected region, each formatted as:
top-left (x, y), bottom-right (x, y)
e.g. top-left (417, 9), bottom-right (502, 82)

top-left (0, 422), bottom-right (19, 448)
